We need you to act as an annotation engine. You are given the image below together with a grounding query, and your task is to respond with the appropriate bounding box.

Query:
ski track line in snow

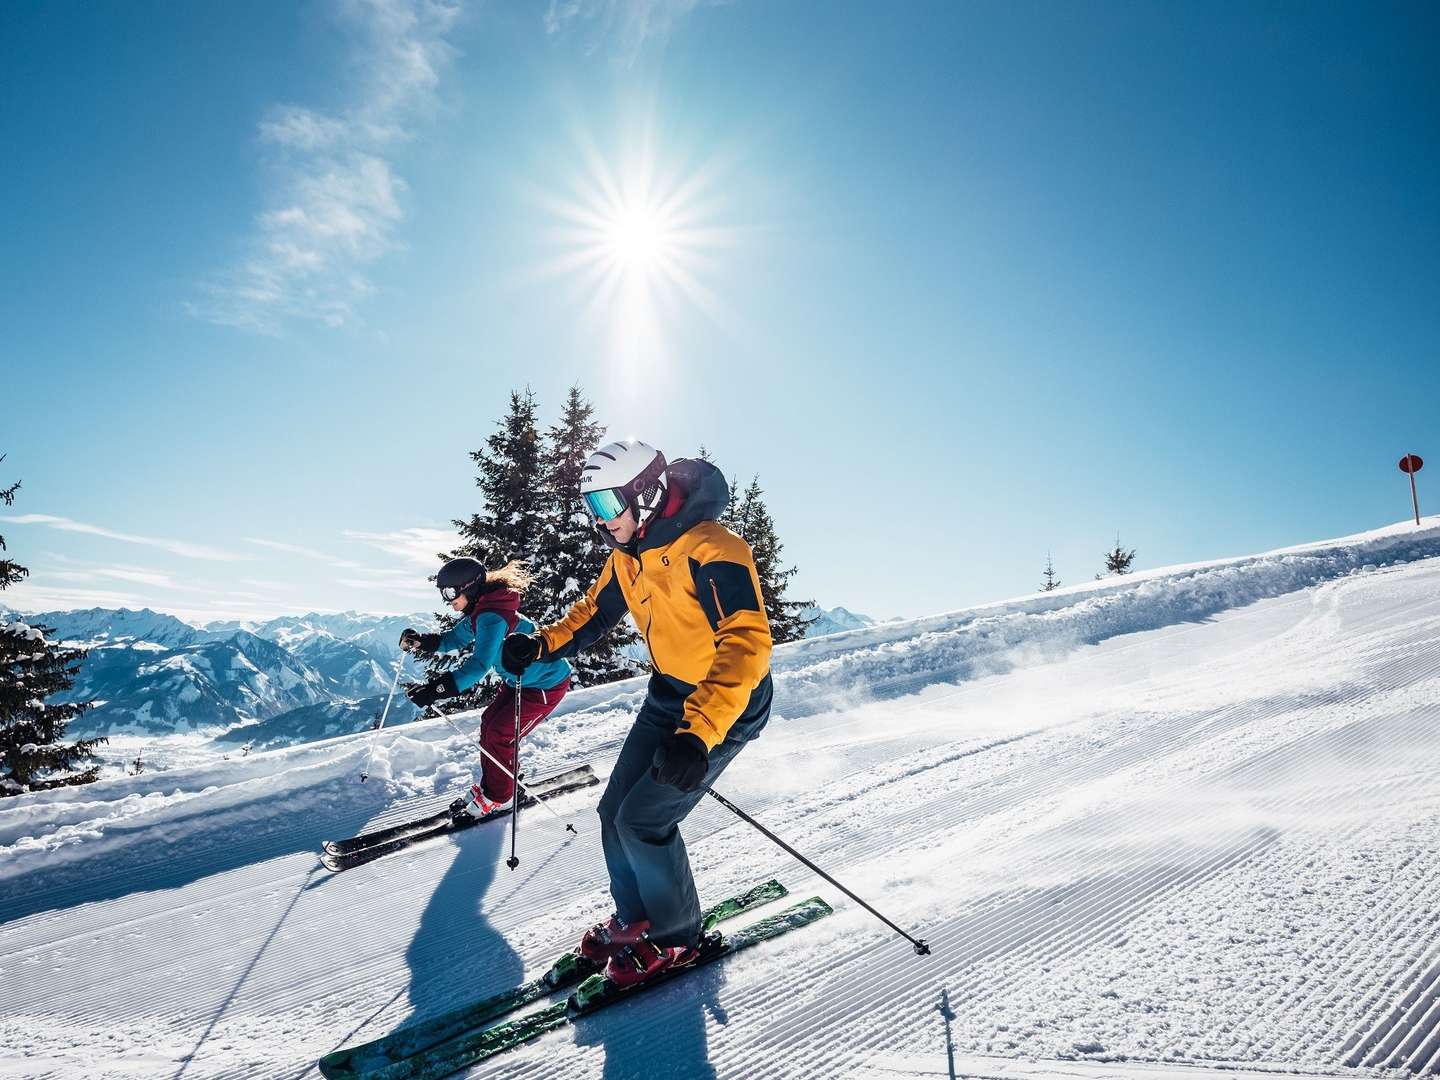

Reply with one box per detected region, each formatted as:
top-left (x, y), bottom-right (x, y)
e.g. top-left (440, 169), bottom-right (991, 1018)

top-left (1291, 825), bottom-right (1440, 1065)
top-left (933, 720), bottom-right (1440, 1065)
top-left (742, 810), bottom-right (1413, 1069)
top-left (758, 723), bottom-right (1358, 1068)
top-left (898, 668), bottom-right (1440, 1065)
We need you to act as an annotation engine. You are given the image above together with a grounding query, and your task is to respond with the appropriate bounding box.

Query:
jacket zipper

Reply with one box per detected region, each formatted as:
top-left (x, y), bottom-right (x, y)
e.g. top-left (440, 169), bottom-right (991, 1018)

top-left (710, 580), bottom-right (727, 622)
top-left (636, 558), bottom-right (655, 652)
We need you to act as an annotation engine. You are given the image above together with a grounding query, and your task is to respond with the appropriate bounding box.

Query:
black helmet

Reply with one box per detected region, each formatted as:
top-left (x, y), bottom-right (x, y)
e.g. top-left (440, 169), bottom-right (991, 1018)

top-left (437, 557), bottom-right (486, 604)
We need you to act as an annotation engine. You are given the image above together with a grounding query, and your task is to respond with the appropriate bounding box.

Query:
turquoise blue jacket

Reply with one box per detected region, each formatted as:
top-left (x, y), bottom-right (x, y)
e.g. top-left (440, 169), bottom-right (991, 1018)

top-left (438, 587), bottom-right (572, 693)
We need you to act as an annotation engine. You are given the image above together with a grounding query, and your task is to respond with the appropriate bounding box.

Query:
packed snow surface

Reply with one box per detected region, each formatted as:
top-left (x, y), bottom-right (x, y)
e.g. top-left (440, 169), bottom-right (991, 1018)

top-left (4, 519), bottom-right (1440, 1078)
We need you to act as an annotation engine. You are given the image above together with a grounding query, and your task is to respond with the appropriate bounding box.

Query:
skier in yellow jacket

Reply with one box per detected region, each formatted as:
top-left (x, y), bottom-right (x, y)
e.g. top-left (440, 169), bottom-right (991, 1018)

top-left (501, 439), bottom-right (773, 989)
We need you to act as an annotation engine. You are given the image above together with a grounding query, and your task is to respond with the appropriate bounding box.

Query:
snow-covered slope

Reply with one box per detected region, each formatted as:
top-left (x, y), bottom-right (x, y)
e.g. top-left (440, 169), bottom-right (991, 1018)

top-left (4, 519), bottom-right (1440, 1078)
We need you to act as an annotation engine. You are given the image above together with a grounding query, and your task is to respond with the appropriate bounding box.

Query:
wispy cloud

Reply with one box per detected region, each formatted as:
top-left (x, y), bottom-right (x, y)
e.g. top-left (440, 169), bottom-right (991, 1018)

top-left (337, 577), bottom-right (435, 596)
top-left (2, 514), bottom-right (249, 562)
top-left (245, 536), bottom-right (365, 569)
top-left (192, 0), bottom-right (462, 332)
top-left (344, 526), bottom-right (455, 568)
top-left (544, 0), bottom-right (710, 62)
top-left (4, 582), bottom-right (154, 613)
top-left (44, 565), bottom-right (191, 590)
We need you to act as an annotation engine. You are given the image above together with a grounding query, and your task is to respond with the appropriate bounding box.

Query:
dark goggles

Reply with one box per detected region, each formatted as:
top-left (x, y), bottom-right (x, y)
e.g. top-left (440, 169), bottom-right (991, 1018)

top-left (583, 487), bottom-right (629, 523)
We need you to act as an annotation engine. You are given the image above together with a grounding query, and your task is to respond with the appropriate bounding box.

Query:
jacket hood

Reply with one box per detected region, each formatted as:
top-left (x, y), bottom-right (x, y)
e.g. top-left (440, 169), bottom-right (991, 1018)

top-left (631, 457), bottom-right (729, 554)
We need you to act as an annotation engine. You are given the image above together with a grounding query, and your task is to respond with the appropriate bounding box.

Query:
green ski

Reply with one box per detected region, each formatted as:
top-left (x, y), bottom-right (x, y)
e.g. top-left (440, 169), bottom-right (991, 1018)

top-left (360, 896), bottom-right (833, 1080)
top-left (318, 879), bottom-right (789, 1079)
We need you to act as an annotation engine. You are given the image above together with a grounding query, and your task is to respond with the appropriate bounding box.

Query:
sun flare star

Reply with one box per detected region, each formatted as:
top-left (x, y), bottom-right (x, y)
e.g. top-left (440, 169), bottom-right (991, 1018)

top-left (532, 135), bottom-right (735, 382)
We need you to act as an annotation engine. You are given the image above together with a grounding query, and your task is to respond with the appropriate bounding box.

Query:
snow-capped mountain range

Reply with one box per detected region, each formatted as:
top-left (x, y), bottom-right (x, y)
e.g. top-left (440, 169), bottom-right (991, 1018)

top-left (2, 604), bottom-right (872, 746)
top-left (7, 607), bottom-right (433, 741)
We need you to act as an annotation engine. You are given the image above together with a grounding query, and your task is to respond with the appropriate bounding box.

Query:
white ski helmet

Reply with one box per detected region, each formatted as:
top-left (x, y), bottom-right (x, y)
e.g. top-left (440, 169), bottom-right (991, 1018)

top-left (580, 440), bottom-right (669, 530)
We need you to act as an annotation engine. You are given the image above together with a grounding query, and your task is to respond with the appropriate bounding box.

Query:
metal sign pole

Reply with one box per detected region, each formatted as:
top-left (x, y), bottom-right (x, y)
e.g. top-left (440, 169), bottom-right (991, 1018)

top-left (1400, 454), bottom-right (1425, 526)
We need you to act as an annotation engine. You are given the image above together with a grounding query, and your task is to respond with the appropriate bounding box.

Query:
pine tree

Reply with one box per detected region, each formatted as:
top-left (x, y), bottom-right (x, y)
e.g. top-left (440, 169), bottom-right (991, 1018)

top-left (0, 456), bottom-right (104, 797)
top-left (1041, 552), bottom-right (1062, 592)
top-left (729, 475), bottom-right (816, 644)
top-left (431, 389), bottom-right (547, 713)
top-left (454, 388), bottom-right (547, 566)
top-left (1101, 534), bottom-right (1137, 577)
top-left (535, 385), bottom-right (637, 685)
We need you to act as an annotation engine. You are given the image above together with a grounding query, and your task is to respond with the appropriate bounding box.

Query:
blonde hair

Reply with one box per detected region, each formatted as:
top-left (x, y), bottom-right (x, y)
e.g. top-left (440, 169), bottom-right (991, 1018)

top-left (484, 559), bottom-right (533, 594)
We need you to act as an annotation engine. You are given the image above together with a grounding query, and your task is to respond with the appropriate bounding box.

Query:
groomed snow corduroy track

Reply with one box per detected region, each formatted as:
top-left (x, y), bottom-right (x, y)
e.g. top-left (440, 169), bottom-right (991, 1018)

top-left (4, 523), bottom-right (1440, 1079)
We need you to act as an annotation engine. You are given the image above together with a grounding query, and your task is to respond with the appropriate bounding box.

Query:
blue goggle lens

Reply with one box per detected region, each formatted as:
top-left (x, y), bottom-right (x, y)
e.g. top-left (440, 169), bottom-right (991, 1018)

top-left (584, 488), bottom-right (628, 522)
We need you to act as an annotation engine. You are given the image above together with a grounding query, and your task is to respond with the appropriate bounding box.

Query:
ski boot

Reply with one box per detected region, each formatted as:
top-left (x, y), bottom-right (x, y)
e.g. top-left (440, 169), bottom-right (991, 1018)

top-left (604, 936), bottom-right (703, 990)
top-left (451, 782), bottom-right (511, 822)
top-left (579, 914), bottom-right (651, 965)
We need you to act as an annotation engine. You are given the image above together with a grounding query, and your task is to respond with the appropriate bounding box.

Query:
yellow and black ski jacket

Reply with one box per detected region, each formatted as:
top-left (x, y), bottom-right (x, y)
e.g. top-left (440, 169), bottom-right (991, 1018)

top-left (539, 458), bottom-right (773, 750)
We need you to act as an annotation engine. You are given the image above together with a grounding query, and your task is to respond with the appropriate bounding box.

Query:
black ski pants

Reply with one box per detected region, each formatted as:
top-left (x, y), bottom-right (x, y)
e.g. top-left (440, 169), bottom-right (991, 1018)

top-left (598, 672), bottom-right (772, 948)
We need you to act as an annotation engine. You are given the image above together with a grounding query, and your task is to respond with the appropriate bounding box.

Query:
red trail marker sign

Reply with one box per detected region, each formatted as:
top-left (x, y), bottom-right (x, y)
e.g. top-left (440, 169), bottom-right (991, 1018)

top-left (1400, 454), bottom-right (1424, 525)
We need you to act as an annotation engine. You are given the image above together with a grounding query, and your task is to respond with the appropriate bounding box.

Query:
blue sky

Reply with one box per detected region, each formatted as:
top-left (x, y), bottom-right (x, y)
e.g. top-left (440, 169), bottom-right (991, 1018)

top-left (2, 0), bottom-right (1437, 624)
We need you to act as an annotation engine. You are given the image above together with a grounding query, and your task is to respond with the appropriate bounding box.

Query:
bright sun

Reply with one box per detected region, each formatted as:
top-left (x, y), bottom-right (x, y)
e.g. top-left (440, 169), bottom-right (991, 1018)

top-left (533, 129), bottom-right (733, 377)
top-left (606, 207), bottom-right (671, 273)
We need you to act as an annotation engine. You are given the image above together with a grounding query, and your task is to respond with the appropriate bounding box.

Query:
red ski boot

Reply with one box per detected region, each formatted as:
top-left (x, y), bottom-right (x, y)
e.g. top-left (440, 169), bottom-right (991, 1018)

top-left (604, 938), bottom-right (702, 990)
top-left (578, 914), bottom-right (651, 965)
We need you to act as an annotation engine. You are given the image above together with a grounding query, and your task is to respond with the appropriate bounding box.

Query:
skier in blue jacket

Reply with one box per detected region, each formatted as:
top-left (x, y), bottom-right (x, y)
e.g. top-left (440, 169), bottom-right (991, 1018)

top-left (400, 557), bottom-right (572, 817)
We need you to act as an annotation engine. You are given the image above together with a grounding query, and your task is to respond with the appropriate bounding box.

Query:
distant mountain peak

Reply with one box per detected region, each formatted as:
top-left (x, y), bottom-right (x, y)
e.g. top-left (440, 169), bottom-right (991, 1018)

top-left (800, 604), bottom-right (876, 640)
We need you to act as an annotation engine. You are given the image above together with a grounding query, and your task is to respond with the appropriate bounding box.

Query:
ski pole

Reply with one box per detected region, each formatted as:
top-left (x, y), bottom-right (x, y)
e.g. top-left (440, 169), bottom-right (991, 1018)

top-left (704, 787), bottom-right (931, 956)
top-left (361, 658), bottom-right (405, 782)
top-left (431, 707), bottom-right (578, 835)
top-left (506, 674), bottom-right (522, 870)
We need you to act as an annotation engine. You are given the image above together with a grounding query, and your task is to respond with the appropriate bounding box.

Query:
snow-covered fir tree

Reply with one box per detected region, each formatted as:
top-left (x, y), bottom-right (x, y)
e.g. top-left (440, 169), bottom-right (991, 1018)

top-left (1041, 553), bottom-right (1061, 591)
top-left (729, 475), bottom-right (816, 644)
top-left (0, 459), bottom-right (104, 797)
top-left (534, 386), bottom-right (637, 685)
top-left (431, 389), bottom-right (547, 711)
top-left (1101, 534), bottom-right (1137, 577)
top-left (456, 387), bottom-right (547, 565)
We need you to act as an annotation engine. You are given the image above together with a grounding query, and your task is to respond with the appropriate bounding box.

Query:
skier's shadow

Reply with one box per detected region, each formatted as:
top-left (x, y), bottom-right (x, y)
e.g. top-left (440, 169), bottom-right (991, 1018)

top-left (405, 822), bottom-right (521, 1020)
top-left (573, 963), bottom-right (728, 1080)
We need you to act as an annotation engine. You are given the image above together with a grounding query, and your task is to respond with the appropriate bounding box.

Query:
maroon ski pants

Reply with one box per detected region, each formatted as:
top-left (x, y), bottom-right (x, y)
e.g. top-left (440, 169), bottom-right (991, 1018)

top-left (479, 679), bottom-right (570, 803)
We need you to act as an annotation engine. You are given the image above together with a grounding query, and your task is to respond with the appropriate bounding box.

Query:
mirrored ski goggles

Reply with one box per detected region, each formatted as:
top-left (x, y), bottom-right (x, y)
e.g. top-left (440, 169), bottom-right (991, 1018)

top-left (440, 577), bottom-right (481, 602)
top-left (583, 487), bottom-right (629, 523)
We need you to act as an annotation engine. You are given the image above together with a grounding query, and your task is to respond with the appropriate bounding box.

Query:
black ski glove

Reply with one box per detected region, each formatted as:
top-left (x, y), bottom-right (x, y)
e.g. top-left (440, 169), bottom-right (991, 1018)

top-left (501, 632), bottom-right (545, 676)
top-left (651, 731), bottom-right (710, 793)
top-left (399, 628), bottom-right (441, 656)
top-left (405, 672), bottom-right (458, 709)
